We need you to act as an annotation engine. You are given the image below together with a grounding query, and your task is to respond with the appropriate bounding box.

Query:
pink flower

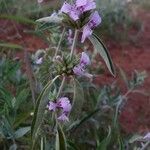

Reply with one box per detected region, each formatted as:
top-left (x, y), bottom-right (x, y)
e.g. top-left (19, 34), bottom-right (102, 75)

top-left (73, 65), bottom-right (85, 76)
top-left (143, 132), bottom-right (150, 141)
top-left (48, 101), bottom-right (57, 111)
top-left (80, 51), bottom-right (91, 66)
top-left (73, 52), bottom-right (92, 78)
top-left (47, 97), bottom-right (72, 122)
top-left (60, 0), bottom-right (96, 21)
top-left (76, 0), bottom-right (96, 13)
top-left (57, 97), bottom-right (72, 112)
top-left (60, 2), bottom-right (80, 21)
top-left (57, 113), bottom-right (69, 122)
top-left (81, 11), bottom-right (101, 43)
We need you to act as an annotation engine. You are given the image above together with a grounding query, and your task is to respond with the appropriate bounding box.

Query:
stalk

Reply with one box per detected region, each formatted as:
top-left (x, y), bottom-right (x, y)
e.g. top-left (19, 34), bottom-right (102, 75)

top-left (70, 29), bottom-right (79, 59)
top-left (56, 76), bottom-right (66, 98)
top-left (54, 28), bottom-right (66, 58)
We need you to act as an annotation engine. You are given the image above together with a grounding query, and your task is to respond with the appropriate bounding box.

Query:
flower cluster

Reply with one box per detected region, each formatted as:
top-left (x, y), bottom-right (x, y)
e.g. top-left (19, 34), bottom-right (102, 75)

top-left (73, 52), bottom-right (92, 78)
top-left (48, 97), bottom-right (72, 122)
top-left (60, 0), bottom-right (101, 42)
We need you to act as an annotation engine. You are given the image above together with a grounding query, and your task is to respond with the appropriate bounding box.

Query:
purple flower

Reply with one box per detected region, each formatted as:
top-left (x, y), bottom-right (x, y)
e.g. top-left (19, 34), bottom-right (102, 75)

top-left (35, 57), bottom-right (43, 65)
top-left (48, 101), bottom-right (57, 111)
top-left (47, 97), bottom-right (72, 122)
top-left (73, 52), bottom-right (92, 78)
top-left (60, 2), bottom-right (80, 21)
top-left (80, 51), bottom-right (91, 66)
top-left (81, 11), bottom-right (101, 43)
top-left (76, 0), bottom-right (96, 13)
top-left (57, 97), bottom-right (72, 112)
top-left (60, 0), bottom-right (96, 21)
top-left (57, 112), bottom-right (69, 122)
top-left (73, 64), bottom-right (85, 76)
top-left (143, 132), bottom-right (150, 141)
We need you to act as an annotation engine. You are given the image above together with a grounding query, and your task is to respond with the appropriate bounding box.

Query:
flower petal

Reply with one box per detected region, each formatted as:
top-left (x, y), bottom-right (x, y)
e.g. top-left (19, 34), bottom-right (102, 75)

top-left (90, 11), bottom-right (101, 27)
top-left (60, 2), bottom-right (72, 13)
top-left (80, 52), bottom-right (90, 66)
top-left (73, 65), bottom-right (85, 76)
top-left (48, 102), bottom-right (57, 111)
top-left (57, 113), bottom-right (69, 122)
top-left (57, 97), bottom-right (72, 112)
top-left (69, 10), bottom-right (79, 21)
top-left (81, 25), bottom-right (93, 43)
top-left (76, 0), bottom-right (87, 7)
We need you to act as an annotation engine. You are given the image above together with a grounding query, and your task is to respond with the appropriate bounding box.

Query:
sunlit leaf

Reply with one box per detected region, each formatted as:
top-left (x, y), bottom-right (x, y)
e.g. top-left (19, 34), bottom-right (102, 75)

top-left (88, 33), bottom-right (115, 76)
top-left (14, 127), bottom-right (30, 139)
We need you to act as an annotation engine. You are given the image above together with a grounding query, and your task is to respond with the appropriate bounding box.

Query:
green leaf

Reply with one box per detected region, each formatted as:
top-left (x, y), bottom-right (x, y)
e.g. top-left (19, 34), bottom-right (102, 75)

top-left (14, 89), bottom-right (29, 110)
top-left (0, 43), bottom-right (23, 50)
top-left (14, 127), bottom-right (30, 139)
top-left (36, 14), bottom-right (63, 24)
top-left (88, 33), bottom-right (115, 76)
top-left (70, 78), bottom-right (84, 121)
top-left (67, 109), bottom-right (100, 132)
top-left (55, 124), bottom-right (67, 150)
top-left (31, 75), bottom-right (60, 140)
top-left (97, 126), bottom-right (111, 150)
top-left (0, 15), bottom-right (35, 25)
top-left (9, 144), bottom-right (17, 150)
top-left (129, 135), bottom-right (143, 143)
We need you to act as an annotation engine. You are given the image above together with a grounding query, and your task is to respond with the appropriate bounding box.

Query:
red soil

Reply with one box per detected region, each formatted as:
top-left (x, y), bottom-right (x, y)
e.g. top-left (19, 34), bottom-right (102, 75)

top-left (0, 7), bottom-right (150, 134)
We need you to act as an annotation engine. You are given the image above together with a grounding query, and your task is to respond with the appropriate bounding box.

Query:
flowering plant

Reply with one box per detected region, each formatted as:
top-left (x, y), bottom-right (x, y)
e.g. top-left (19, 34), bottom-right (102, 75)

top-left (31, 0), bottom-right (116, 149)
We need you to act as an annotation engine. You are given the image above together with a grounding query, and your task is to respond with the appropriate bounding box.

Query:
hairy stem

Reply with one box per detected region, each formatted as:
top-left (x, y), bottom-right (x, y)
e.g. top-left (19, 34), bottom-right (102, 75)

top-left (70, 29), bottom-right (79, 59)
top-left (56, 76), bottom-right (66, 98)
top-left (54, 28), bottom-right (66, 58)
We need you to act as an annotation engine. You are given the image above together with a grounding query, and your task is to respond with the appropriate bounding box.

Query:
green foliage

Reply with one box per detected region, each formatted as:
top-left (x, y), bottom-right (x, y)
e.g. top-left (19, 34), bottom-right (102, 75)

top-left (89, 33), bottom-right (116, 76)
top-left (31, 75), bottom-right (60, 148)
top-left (96, 0), bottom-right (142, 41)
top-left (0, 58), bottom-right (32, 149)
top-left (55, 124), bottom-right (67, 150)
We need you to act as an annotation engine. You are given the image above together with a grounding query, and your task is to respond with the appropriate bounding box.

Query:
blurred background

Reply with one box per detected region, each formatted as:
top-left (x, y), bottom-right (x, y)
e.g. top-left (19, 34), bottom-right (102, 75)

top-left (0, 0), bottom-right (150, 149)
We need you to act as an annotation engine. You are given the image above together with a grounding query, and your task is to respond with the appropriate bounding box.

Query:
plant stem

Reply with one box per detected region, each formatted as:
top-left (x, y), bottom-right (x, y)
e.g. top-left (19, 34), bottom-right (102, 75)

top-left (54, 27), bottom-right (66, 58)
top-left (141, 141), bottom-right (150, 150)
top-left (56, 76), bottom-right (66, 98)
top-left (24, 48), bottom-right (36, 107)
top-left (70, 29), bottom-right (78, 59)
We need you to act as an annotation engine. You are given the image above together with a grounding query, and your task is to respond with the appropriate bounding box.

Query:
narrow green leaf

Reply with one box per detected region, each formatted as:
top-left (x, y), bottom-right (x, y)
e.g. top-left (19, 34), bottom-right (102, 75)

top-left (97, 126), bottom-right (111, 150)
top-left (14, 127), bottom-right (30, 139)
top-left (0, 43), bottom-right (23, 50)
top-left (31, 75), bottom-right (60, 139)
top-left (70, 78), bottom-right (84, 121)
top-left (36, 14), bottom-right (62, 24)
top-left (55, 123), bottom-right (67, 150)
top-left (88, 33), bottom-right (115, 76)
top-left (0, 15), bottom-right (35, 25)
top-left (15, 89), bottom-right (29, 110)
top-left (67, 109), bottom-right (100, 132)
